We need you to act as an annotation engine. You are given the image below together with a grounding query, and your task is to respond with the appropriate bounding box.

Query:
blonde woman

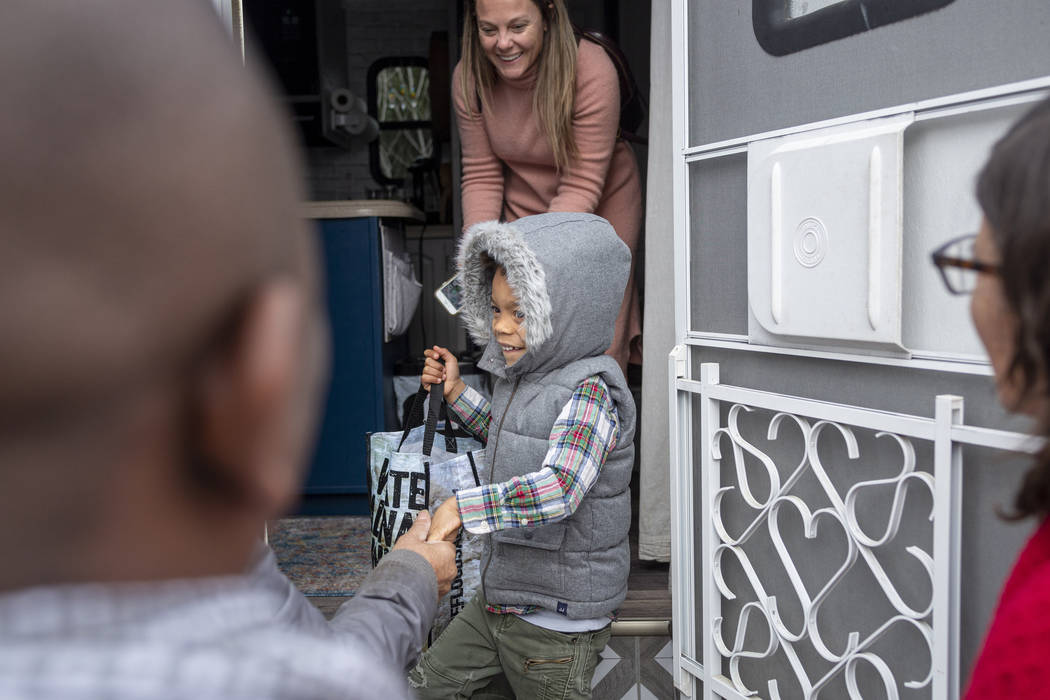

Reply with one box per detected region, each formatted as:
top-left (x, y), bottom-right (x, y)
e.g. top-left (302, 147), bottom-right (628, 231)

top-left (454, 0), bottom-right (643, 372)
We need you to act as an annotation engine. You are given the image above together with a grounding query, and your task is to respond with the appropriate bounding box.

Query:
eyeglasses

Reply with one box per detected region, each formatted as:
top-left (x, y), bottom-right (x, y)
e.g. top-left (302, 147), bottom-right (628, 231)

top-left (930, 234), bottom-right (1000, 295)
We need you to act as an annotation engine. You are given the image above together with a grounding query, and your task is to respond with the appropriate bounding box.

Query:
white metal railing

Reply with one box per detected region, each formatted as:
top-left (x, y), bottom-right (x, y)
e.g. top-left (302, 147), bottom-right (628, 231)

top-left (670, 359), bottom-right (1038, 700)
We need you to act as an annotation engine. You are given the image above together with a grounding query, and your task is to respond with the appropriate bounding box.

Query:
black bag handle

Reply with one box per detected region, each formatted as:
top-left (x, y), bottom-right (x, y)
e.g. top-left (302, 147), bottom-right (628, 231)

top-left (397, 384), bottom-right (430, 450)
top-left (420, 380), bottom-right (443, 456)
top-left (398, 382), bottom-right (459, 456)
top-left (438, 401), bottom-right (460, 454)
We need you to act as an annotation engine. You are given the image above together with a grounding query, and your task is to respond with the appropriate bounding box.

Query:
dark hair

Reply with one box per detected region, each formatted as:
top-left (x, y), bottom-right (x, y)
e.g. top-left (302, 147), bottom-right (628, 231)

top-left (976, 95), bottom-right (1050, 519)
top-left (479, 252), bottom-right (506, 283)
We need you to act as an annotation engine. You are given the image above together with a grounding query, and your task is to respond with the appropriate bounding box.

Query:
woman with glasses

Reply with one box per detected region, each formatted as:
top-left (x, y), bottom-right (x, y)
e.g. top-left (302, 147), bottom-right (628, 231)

top-left (932, 96), bottom-right (1050, 698)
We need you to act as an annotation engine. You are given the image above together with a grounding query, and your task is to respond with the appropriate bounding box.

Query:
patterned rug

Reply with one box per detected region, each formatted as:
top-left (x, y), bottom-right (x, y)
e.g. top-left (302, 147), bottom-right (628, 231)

top-left (267, 516), bottom-right (372, 597)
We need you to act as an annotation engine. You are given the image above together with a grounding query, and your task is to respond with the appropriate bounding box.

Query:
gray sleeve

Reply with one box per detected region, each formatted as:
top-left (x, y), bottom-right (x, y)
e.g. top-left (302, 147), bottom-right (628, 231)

top-left (248, 542), bottom-right (332, 635)
top-left (328, 549), bottom-right (438, 671)
top-left (248, 540), bottom-right (437, 672)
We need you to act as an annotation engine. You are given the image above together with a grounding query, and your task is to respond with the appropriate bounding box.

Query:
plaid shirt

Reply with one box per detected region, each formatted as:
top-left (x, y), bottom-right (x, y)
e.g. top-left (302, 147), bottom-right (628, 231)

top-left (449, 376), bottom-right (619, 616)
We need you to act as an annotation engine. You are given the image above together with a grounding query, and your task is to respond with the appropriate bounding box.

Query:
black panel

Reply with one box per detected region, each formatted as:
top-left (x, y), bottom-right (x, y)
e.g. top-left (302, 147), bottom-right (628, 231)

top-left (753, 0), bottom-right (957, 56)
top-left (244, 0), bottom-right (319, 95)
top-left (244, 0), bottom-right (329, 147)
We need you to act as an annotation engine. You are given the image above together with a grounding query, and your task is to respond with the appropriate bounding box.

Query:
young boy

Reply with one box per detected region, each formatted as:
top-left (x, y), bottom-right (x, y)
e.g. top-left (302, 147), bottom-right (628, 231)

top-left (410, 212), bottom-right (636, 699)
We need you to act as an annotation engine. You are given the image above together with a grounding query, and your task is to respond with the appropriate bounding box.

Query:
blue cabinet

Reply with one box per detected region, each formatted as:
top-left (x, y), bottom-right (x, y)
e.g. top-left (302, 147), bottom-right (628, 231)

top-left (300, 201), bottom-right (421, 514)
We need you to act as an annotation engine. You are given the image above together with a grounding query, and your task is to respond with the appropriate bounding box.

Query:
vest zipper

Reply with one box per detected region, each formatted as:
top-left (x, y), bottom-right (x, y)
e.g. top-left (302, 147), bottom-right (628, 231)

top-left (487, 377), bottom-right (521, 482)
top-left (481, 377), bottom-right (522, 598)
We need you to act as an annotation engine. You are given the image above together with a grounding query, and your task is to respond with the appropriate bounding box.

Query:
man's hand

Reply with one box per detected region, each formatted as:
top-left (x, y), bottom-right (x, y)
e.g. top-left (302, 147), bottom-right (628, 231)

top-left (426, 496), bottom-right (462, 544)
top-left (421, 346), bottom-right (466, 404)
top-left (392, 510), bottom-right (456, 598)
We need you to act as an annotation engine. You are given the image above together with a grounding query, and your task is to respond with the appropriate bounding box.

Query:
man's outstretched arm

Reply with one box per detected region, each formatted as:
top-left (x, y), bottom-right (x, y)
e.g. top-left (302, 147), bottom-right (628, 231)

top-left (328, 511), bottom-right (455, 670)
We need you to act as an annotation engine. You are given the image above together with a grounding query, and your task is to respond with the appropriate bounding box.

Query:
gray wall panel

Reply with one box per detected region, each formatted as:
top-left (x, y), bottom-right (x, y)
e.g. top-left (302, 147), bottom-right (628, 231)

top-left (679, 1), bottom-right (1049, 690)
top-left (688, 0), bottom-right (1050, 146)
top-left (689, 155), bottom-right (749, 335)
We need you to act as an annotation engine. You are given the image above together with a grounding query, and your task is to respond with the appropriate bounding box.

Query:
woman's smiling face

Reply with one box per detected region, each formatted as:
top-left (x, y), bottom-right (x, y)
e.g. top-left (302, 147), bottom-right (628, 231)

top-left (475, 0), bottom-right (545, 82)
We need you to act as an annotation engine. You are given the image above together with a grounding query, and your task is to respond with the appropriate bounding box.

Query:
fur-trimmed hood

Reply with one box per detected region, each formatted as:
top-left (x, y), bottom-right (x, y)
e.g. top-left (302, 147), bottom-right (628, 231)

top-left (456, 212), bottom-right (630, 378)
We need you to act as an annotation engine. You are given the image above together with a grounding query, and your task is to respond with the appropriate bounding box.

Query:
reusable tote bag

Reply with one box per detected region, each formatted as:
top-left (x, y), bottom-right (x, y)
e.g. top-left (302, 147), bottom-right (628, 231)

top-left (367, 383), bottom-right (486, 636)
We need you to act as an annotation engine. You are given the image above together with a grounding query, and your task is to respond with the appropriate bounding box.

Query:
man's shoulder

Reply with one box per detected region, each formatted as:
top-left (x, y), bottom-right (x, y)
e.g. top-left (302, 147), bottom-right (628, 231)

top-left (0, 571), bottom-right (417, 700)
top-left (0, 626), bottom-right (411, 700)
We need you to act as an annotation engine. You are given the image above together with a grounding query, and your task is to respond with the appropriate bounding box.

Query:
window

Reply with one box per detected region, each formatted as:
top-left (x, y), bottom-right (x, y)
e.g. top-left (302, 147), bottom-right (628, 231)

top-left (753, 0), bottom-right (957, 56)
top-left (368, 57), bottom-right (433, 185)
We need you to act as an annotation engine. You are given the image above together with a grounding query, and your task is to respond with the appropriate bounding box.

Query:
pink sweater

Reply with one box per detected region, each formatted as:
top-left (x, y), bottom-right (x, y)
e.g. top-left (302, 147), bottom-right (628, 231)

top-left (965, 516), bottom-right (1050, 698)
top-left (453, 40), bottom-right (643, 368)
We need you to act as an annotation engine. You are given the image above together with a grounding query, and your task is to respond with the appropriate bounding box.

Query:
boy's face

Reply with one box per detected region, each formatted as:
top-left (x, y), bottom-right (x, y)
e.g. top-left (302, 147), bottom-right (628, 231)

top-left (491, 268), bottom-right (526, 366)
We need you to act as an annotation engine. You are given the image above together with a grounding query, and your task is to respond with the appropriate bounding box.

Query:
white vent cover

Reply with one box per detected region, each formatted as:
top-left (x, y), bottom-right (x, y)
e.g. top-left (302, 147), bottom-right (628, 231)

top-left (747, 114), bottom-right (913, 352)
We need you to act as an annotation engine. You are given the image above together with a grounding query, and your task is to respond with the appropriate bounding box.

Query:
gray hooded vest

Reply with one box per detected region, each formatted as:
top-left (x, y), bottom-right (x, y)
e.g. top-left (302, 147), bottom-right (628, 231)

top-left (456, 212), bottom-right (636, 619)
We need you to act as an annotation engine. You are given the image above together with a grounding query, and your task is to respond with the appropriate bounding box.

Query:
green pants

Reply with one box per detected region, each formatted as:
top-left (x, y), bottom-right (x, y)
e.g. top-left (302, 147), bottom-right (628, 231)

top-left (408, 593), bottom-right (611, 700)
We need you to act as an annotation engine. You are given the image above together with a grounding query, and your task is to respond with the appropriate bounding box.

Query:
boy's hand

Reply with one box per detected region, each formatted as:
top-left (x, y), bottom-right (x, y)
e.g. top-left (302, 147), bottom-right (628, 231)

top-left (421, 346), bottom-right (466, 403)
top-left (426, 497), bottom-right (462, 544)
top-left (392, 510), bottom-right (457, 598)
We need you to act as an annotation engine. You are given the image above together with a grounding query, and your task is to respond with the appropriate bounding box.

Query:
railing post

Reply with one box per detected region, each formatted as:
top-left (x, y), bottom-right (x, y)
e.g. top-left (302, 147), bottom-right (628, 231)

top-left (670, 345), bottom-right (697, 696)
top-left (933, 394), bottom-right (964, 700)
top-left (699, 362), bottom-right (721, 699)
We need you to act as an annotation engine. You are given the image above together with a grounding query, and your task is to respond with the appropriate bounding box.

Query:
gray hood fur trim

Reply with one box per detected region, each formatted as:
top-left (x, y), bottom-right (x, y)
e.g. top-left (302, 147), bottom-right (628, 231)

top-left (456, 213), bottom-right (630, 378)
top-left (457, 220), bottom-right (554, 351)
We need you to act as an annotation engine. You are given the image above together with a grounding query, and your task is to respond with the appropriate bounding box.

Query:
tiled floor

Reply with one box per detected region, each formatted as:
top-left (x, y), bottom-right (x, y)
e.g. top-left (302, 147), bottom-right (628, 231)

top-left (593, 636), bottom-right (676, 699)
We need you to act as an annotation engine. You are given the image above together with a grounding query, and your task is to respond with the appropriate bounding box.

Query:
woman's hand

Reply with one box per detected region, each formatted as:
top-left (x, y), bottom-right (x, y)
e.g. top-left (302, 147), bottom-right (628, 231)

top-left (426, 497), bottom-right (463, 543)
top-left (421, 345), bottom-right (466, 404)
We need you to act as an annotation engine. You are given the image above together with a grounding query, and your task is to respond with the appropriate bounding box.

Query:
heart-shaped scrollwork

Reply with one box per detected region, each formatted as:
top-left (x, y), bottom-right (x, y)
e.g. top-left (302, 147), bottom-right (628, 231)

top-left (712, 408), bottom-right (810, 546)
top-left (842, 432), bottom-right (936, 619)
top-left (766, 495), bottom-right (859, 660)
top-left (807, 421), bottom-right (933, 620)
top-left (712, 405), bottom-right (782, 509)
top-left (708, 409), bottom-right (937, 699)
top-left (809, 616), bottom-right (934, 699)
top-left (711, 545), bottom-right (779, 697)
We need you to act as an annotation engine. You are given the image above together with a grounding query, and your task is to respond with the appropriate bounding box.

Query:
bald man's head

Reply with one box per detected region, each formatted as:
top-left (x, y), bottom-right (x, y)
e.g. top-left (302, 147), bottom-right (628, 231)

top-left (0, 0), bottom-right (312, 424)
top-left (0, 0), bottom-right (329, 587)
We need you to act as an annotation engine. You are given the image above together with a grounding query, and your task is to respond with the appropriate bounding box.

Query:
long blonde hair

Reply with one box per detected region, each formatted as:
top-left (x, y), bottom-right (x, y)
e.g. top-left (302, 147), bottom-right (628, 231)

top-left (460, 0), bottom-right (579, 171)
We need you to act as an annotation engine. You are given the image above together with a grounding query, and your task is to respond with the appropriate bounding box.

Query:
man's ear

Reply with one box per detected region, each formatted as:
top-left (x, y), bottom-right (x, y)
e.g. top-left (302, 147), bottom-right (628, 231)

top-left (193, 280), bottom-right (310, 518)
